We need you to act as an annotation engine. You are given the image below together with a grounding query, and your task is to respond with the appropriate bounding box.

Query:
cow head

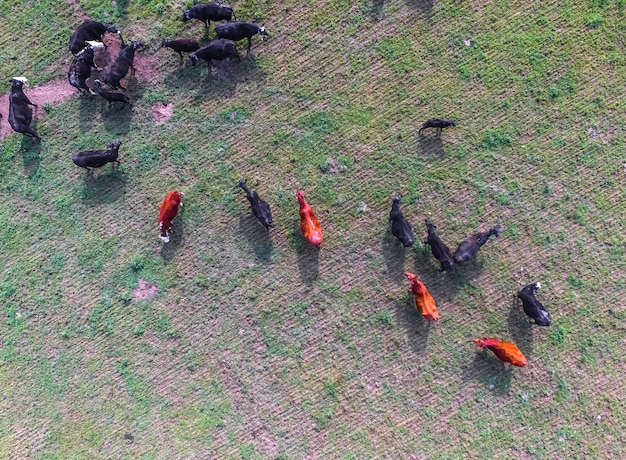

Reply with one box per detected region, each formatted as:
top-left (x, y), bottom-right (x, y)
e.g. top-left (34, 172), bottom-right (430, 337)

top-left (85, 40), bottom-right (105, 51)
top-left (11, 76), bottom-right (28, 87)
top-left (109, 140), bottom-right (122, 152)
top-left (130, 40), bottom-right (146, 50)
top-left (258, 25), bottom-right (269, 39)
top-left (182, 10), bottom-right (191, 22)
top-left (105, 24), bottom-right (120, 34)
top-left (189, 53), bottom-right (198, 66)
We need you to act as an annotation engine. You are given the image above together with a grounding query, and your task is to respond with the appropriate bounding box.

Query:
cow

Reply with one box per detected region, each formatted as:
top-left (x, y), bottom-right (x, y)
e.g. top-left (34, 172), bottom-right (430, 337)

top-left (389, 194), bottom-right (414, 247)
top-left (72, 141), bottom-right (122, 171)
top-left (238, 180), bottom-right (273, 229)
top-left (93, 80), bottom-right (131, 107)
top-left (452, 224), bottom-right (502, 264)
top-left (101, 40), bottom-right (145, 90)
top-left (215, 21), bottom-right (268, 53)
top-left (296, 191), bottom-right (322, 246)
top-left (517, 283), bottom-right (551, 326)
top-left (69, 20), bottom-right (121, 55)
top-left (161, 38), bottom-right (200, 62)
top-left (8, 77), bottom-right (39, 140)
top-left (418, 118), bottom-right (456, 137)
top-left (425, 219), bottom-right (454, 271)
top-left (158, 191), bottom-right (183, 243)
top-left (189, 39), bottom-right (239, 69)
top-left (405, 271), bottom-right (439, 322)
top-left (68, 41), bottom-right (105, 95)
top-left (182, 2), bottom-right (235, 28)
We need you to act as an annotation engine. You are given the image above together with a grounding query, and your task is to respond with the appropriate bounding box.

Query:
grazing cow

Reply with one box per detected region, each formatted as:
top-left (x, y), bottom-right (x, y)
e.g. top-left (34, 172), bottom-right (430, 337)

top-left (182, 2), bottom-right (235, 28)
top-left (215, 21), bottom-right (268, 53)
top-left (93, 80), bottom-right (131, 107)
top-left (161, 38), bottom-right (200, 62)
top-left (72, 141), bottom-right (122, 170)
top-left (69, 20), bottom-right (121, 55)
top-left (518, 282), bottom-right (551, 326)
top-left (189, 39), bottom-right (239, 69)
top-left (158, 191), bottom-right (183, 243)
top-left (425, 219), bottom-right (454, 271)
top-left (296, 191), bottom-right (322, 246)
top-left (404, 271), bottom-right (439, 322)
top-left (473, 338), bottom-right (527, 367)
top-left (238, 180), bottom-right (272, 229)
top-left (453, 224), bottom-right (501, 264)
top-left (8, 77), bottom-right (39, 140)
top-left (418, 118), bottom-right (456, 136)
top-left (389, 194), bottom-right (414, 248)
top-left (68, 41), bottom-right (105, 94)
top-left (102, 40), bottom-right (145, 90)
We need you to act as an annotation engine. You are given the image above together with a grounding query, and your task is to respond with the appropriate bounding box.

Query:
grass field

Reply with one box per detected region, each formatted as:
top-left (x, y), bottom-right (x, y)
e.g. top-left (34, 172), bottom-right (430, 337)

top-left (1, 0), bottom-right (625, 458)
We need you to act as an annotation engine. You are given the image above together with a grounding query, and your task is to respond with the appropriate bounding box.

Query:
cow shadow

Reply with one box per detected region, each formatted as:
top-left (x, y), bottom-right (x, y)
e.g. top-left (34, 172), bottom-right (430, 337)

top-left (160, 210), bottom-right (184, 264)
top-left (418, 134), bottom-right (445, 157)
top-left (382, 233), bottom-right (407, 284)
top-left (101, 99), bottom-right (132, 136)
top-left (405, 0), bottom-right (435, 19)
top-left (368, 0), bottom-right (385, 21)
top-left (293, 223), bottom-right (320, 285)
top-left (507, 295), bottom-right (533, 357)
top-left (81, 167), bottom-right (126, 204)
top-left (20, 136), bottom-right (41, 178)
top-left (393, 298), bottom-right (430, 356)
top-left (238, 214), bottom-right (273, 263)
top-left (78, 95), bottom-right (99, 133)
top-left (462, 352), bottom-right (513, 396)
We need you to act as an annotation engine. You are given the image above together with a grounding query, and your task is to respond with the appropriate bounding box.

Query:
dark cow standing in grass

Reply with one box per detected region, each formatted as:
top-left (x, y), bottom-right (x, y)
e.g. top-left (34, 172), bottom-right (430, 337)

top-left (8, 77), bottom-right (39, 140)
top-left (102, 41), bottom-right (145, 90)
top-left (68, 41), bottom-right (104, 94)
top-left (69, 20), bottom-right (121, 55)
top-left (215, 21), bottom-right (268, 53)
top-left (389, 194), bottom-right (414, 247)
top-left (418, 118), bottom-right (456, 137)
top-left (452, 224), bottom-right (501, 264)
top-left (72, 141), bottom-right (122, 171)
top-left (425, 219), bottom-right (454, 271)
top-left (182, 2), bottom-right (235, 28)
top-left (161, 38), bottom-right (200, 62)
top-left (238, 180), bottom-right (273, 229)
top-left (518, 283), bottom-right (551, 326)
top-left (93, 80), bottom-right (132, 107)
top-left (189, 39), bottom-right (240, 69)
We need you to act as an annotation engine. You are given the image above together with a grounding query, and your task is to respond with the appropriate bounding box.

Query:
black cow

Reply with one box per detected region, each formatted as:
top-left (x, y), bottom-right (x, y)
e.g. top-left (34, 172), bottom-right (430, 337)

top-left (93, 80), bottom-right (131, 107)
top-left (182, 2), bottom-right (235, 28)
top-left (389, 194), bottom-right (414, 247)
top-left (215, 21), bottom-right (268, 53)
top-left (161, 38), bottom-right (200, 62)
top-left (238, 180), bottom-right (273, 229)
top-left (425, 219), bottom-right (454, 271)
top-left (518, 283), bottom-right (551, 326)
top-left (452, 224), bottom-right (501, 264)
top-left (69, 20), bottom-right (121, 55)
top-left (68, 41), bottom-right (104, 94)
top-left (189, 39), bottom-right (240, 68)
top-left (418, 118), bottom-right (456, 136)
top-left (8, 77), bottom-right (39, 140)
top-left (72, 141), bottom-right (122, 170)
top-left (102, 41), bottom-right (145, 90)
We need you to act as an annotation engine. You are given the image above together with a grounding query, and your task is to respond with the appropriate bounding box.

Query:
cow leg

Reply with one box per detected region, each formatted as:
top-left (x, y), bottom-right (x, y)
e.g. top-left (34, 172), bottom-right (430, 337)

top-left (247, 37), bottom-right (252, 54)
top-left (177, 51), bottom-right (183, 63)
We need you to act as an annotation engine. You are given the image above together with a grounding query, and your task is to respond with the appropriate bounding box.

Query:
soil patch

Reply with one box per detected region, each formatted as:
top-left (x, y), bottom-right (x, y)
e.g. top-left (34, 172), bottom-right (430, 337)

top-left (66, 0), bottom-right (89, 21)
top-left (132, 279), bottom-right (158, 300)
top-left (151, 102), bottom-right (174, 124)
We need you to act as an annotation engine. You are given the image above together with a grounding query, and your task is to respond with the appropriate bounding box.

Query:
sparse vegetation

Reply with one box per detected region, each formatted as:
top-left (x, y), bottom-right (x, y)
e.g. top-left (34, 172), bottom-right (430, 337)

top-left (0, 0), bottom-right (624, 458)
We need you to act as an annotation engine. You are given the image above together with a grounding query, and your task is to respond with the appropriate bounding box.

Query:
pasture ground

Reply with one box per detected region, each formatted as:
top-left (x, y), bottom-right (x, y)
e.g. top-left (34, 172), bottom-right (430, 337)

top-left (0, 0), bottom-right (625, 458)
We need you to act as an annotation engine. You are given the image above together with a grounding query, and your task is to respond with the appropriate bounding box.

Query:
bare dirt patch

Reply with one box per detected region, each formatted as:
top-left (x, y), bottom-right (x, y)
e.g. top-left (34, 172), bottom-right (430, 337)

top-left (66, 0), bottom-right (88, 22)
top-left (151, 102), bottom-right (174, 124)
top-left (132, 279), bottom-right (158, 300)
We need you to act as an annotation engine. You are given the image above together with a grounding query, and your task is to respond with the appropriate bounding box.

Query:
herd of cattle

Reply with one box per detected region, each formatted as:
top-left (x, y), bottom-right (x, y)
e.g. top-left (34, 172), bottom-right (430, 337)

top-left (4, 3), bottom-right (552, 370)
